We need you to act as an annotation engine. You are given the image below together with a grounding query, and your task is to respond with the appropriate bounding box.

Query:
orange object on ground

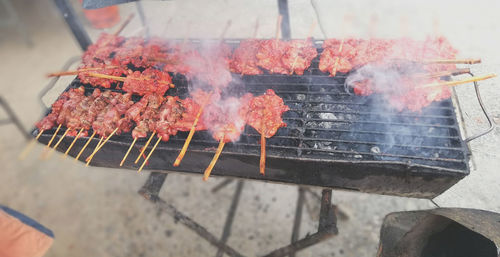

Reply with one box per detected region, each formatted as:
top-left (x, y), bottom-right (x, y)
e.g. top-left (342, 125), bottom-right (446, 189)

top-left (80, 0), bottom-right (120, 29)
top-left (0, 206), bottom-right (54, 257)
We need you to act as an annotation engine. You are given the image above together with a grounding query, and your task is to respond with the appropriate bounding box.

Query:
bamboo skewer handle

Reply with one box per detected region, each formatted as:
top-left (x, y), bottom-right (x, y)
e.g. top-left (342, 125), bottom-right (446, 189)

top-left (275, 15), bottom-right (283, 41)
top-left (47, 66), bottom-right (118, 77)
top-left (419, 74), bottom-right (496, 89)
top-left (415, 68), bottom-right (471, 79)
top-left (423, 59), bottom-right (481, 64)
top-left (86, 73), bottom-right (126, 82)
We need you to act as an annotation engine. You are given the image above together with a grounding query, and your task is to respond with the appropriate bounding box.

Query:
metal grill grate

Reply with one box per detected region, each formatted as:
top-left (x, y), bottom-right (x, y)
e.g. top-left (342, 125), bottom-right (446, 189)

top-left (35, 41), bottom-right (471, 198)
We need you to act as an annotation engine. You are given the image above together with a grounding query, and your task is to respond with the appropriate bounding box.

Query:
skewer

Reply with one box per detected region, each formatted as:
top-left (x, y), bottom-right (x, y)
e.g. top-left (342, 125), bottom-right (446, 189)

top-left (75, 131), bottom-right (96, 162)
top-left (275, 15), bottom-right (283, 42)
top-left (260, 133), bottom-right (266, 175)
top-left (85, 73), bottom-right (126, 82)
top-left (86, 73), bottom-right (174, 87)
top-left (63, 128), bottom-right (84, 158)
top-left (18, 129), bottom-right (44, 160)
top-left (114, 13), bottom-right (134, 36)
top-left (134, 131), bottom-right (156, 164)
top-left (45, 124), bottom-right (61, 149)
top-left (47, 66), bottom-right (118, 77)
top-left (174, 93), bottom-right (212, 166)
top-left (84, 136), bottom-right (103, 164)
top-left (422, 59), bottom-right (481, 64)
top-left (138, 136), bottom-right (162, 172)
top-left (120, 137), bottom-right (137, 166)
top-left (40, 124), bottom-right (61, 159)
top-left (418, 74), bottom-right (496, 89)
top-left (45, 129), bottom-right (69, 159)
top-left (289, 21), bottom-right (317, 74)
top-left (85, 127), bottom-right (119, 166)
top-left (331, 38), bottom-right (344, 77)
top-left (331, 15), bottom-right (350, 77)
top-left (414, 68), bottom-right (471, 79)
top-left (203, 136), bottom-right (226, 181)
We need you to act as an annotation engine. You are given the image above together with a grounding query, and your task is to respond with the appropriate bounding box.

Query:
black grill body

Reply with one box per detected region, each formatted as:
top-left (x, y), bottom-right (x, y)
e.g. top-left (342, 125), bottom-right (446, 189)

top-left (35, 41), bottom-right (470, 198)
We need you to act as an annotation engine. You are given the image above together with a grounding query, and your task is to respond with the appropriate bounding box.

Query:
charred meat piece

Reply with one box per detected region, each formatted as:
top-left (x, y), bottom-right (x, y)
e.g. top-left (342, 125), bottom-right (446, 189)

top-left (230, 39), bottom-right (263, 75)
top-left (282, 39), bottom-right (318, 75)
top-left (247, 89), bottom-right (289, 138)
top-left (256, 40), bottom-right (289, 74)
top-left (156, 96), bottom-right (184, 141)
top-left (204, 93), bottom-right (253, 143)
top-left (122, 68), bottom-right (173, 96)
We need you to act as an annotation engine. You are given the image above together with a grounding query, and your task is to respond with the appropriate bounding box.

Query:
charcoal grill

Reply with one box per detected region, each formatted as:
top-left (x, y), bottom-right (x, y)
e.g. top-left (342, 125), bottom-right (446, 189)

top-left (34, 40), bottom-right (479, 199)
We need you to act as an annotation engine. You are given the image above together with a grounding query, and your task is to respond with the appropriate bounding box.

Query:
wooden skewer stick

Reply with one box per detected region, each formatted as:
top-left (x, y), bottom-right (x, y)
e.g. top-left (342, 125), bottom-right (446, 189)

top-left (18, 129), bottom-right (44, 160)
top-left (86, 128), bottom-right (119, 166)
top-left (415, 68), bottom-right (471, 79)
top-left (75, 131), bottom-right (96, 162)
top-left (86, 73), bottom-right (174, 87)
top-left (174, 93), bottom-right (212, 166)
top-left (114, 13), bottom-right (135, 36)
top-left (86, 73), bottom-right (126, 82)
top-left (275, 15), bottom-right (283, 42)
top-left (289, 21), bottom-right (317, 74)
top-left (138, 136), bottom-right (162, 172)
top-left (203, 137), bottom-right (226, 181)
top-left (331, 38), bottom-right (345, 77)
top-left (418, 74), bottom-right (496, 89)
top-left (40, 124), bottom-right (61, 159)
top-left (45, 129), bottom-right (69, 159)
top-left (260, 133), bottom-right (266, 175)
top-left (422, 59), bottom-right (481, 64)
top-left (135, 131), bottom-right (156, 164)
top-left (47, 66), bottom-right (118, 77)
top-left (45, 124), bottom-right (61, 149)
top-left (120, 137), bottom-right (137, 166)
top-left (85, 136), bottom-right (103, 164)
top-left (64, 128), bottom-right (84, 158)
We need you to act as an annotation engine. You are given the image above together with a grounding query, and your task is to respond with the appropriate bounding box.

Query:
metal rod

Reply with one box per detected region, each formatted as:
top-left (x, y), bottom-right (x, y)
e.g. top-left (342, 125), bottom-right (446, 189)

top-left (211, 178), bottom-right (234, 193)
top-left (318, 189), bottom-right (337, 233)
top-left (144, 195), bottom-right (245, 257)
top-left (262, 189), bottom-right (337, 257)
top-left (277, 0), bottom-right (291, 39)
top-left (0, 96), bottom-right (30, 140)
top-left (138, 172), bottom-right (168, 200)
top-left (464, 72), bottom-right (495, 142)
top-left (215, 180), bottom-right (244, 257)
top-left (262, 231), bottom-right (334, 257)
top-left (53, 0), bottom-right (92, 51)
top-left (289, 187), bottom-right (305, 257)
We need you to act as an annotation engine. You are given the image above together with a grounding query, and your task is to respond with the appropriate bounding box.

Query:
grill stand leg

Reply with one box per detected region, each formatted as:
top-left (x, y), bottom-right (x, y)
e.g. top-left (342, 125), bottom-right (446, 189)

top-left (0, 96), bottom-right (30, 140)
top-left (215, 180), bottom-right (244, 257)
top-left (139, 174), bottom-right (337, 257)
top-left (289, 187), bottom-right (306, 257)
top-left (211, 178), bottom-right (234, 193)
top-left (139, 173), bottom-right (245, 257)
top-left (262, 189), bottom-right (338, 257)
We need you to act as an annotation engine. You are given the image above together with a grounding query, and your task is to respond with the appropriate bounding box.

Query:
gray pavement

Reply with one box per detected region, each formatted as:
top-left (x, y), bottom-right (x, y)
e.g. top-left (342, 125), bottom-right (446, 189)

top-left (0, 0), bottom-right (498, 256)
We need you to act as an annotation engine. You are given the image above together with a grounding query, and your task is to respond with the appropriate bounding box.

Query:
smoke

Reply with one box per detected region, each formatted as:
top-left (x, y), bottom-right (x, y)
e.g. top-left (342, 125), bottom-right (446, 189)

top-left (341, 37), bottom-right (456, 156)
top-left (182, 40), bottom-right (248, 143)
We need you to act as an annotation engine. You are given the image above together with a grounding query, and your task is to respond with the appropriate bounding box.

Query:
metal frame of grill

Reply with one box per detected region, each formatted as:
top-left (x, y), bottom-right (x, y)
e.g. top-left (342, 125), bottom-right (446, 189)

top-left (35, 40), bottom-right (476, 198)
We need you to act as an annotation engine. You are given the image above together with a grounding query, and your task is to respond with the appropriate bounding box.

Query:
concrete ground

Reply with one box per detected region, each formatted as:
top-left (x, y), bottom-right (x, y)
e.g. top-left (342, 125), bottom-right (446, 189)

top-left (0, 0), bottom-right (499, 256)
